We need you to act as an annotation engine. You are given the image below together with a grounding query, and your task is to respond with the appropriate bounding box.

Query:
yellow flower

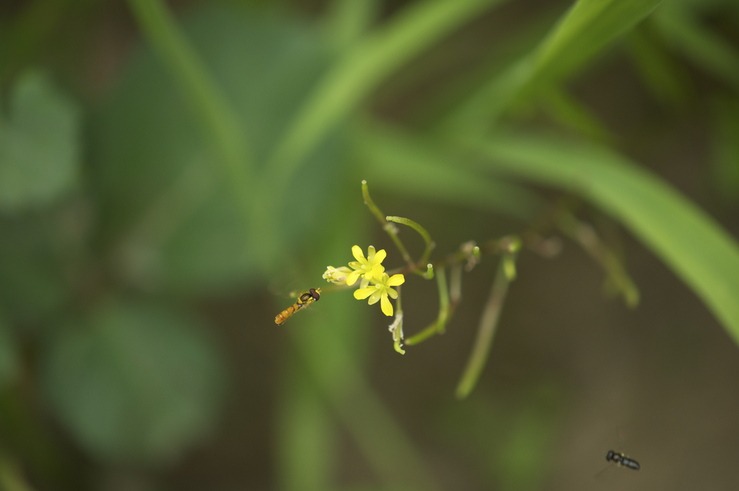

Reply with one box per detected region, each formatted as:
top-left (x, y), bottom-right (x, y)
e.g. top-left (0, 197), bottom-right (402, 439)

top-left (353, 272), bottom-right (405, 316)
top-left (322, 266), bottom-right (352, 284)
top-left (346, 245), bottom-right (386, 287)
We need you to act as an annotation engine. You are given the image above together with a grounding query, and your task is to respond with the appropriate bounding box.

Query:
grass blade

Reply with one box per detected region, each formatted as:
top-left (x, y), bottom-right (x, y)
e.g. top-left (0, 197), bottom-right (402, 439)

top-left (445, 0), bottom-right (664, 131)
top-left (267, 0), bottom-right (508, 180)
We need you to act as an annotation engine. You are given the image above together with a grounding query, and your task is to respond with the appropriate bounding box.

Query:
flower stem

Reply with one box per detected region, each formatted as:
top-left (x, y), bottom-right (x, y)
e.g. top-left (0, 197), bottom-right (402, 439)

top-left (386, 215), bottom-right (435, 266)
top-left (556, 211), bottom-right (639, 308)
top-left (361, 180), bottom-right (414, 266)
top-left (455, 252), bottom-right (516, 398)
top-left (405, 267), bottom-right (450, 345)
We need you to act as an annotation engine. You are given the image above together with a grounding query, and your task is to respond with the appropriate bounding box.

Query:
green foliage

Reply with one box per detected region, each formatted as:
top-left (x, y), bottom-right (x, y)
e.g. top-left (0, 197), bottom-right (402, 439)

top-left (41, 301), bottom-right (224, 464)
top-left (1, 0), bottom-right (738, 488)
top-left (93, 5), bottom-right (344, 290)
top-left (470, 133), bottom-right (739, 344)
top-left (444, 0), bottom-right (664, 130)
top-left (0, 71), bottom-right (79, 211)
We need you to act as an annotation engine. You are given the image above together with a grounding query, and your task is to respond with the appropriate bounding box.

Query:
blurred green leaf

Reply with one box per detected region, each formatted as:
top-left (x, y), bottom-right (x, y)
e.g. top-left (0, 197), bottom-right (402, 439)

top-left (469, 132), bottom-right (739, 345)
top-left (325, 0), bottom-right (379, 48)
top-left (0, 71), bottom-right (79, 211)
top-left (42, 302), bottom-right (224, 464)
top-left (267, 0), bottom-right (508, 180)
top-left (0, 318), bottom-right (19, 389)
top-left (625, 27), bottom-right (692, 108)
top-left (654, 6), bottom-right (739, 91)
top-left (540, 88), bottom-right (614, 142)
top-left (446, 0), bottom-right (663, 130)
top-left (92, 5), bottom-right (345, 291)
top-left (357, 123), bottom-right (544, 221)
top-left (529, 0), bottom-right (664, 87)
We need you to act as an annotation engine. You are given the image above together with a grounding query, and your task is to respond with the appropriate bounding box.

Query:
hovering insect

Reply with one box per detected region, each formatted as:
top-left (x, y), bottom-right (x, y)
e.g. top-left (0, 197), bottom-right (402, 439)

top-left (605, 450), bottom-right (641, 471)
top-left (274, 288), bottom-right (321, 326)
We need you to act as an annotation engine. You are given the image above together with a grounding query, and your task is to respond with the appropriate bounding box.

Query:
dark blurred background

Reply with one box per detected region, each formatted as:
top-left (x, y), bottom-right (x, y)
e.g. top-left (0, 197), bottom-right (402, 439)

top-left (1, 0), bottom-right (739, 490)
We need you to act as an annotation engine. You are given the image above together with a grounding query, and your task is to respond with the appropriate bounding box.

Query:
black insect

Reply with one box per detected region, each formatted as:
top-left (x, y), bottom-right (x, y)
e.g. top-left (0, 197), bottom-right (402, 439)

top-left (605, 450), bottom-right (640, 470)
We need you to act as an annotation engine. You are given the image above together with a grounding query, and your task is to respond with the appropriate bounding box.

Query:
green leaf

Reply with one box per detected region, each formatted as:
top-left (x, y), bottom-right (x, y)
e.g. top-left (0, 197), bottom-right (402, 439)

top-left (357, 123), bottom-right (544, 221)
top-left (0, 71), bottom-right (80, 211)
top-left (92, 5), bottom-right (345, 291)
top-left (41, 302), bottom-right (224, 464)
top-left (267, 0), bottom-right (508, 180)
top-left (529, 0), bottom-right (664, 86)
top-left (625, 27), bottom-right (692, 108)
top-left (446, 0), bottom-right (664, 130)
top-left (654, 6), bottom-right (739, 91)
top-left (468, 132), bottom-right (739, 345)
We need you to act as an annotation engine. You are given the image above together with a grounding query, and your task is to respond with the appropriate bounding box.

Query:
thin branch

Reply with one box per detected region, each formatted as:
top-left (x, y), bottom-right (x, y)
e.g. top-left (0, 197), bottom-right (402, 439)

top-left (361, 180), bottom-right (414, 266)
top-left (386, 215), bottom-right (436, 266)
top-left (405, 267), bottom-right (450, 345)
top-left (455, 252), bottom-right (516, 398)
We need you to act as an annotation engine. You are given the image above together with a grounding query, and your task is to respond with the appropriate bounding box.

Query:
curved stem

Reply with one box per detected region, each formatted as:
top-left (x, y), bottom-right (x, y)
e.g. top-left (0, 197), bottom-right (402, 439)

top-left (386, 215), bottom-right (435, 266)
top-left (405, 267), bottom-right (449, 345)
top-left (361, 180), bottom-right (414, 266)
top-left (455, 252), bottom-right (516, 398)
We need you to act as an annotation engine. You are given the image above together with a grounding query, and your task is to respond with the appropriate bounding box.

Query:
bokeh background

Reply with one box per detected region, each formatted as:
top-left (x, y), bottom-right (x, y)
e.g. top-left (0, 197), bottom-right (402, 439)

top-left (1, 0), bottom-right (739, 490)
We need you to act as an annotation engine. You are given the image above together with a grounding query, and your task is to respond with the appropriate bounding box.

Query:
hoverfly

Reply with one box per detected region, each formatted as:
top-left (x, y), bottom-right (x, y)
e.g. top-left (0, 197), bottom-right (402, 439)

top-left (605, 450), bottom-right (640, 471)
top-left (274, 288), bottom-right (321, 326)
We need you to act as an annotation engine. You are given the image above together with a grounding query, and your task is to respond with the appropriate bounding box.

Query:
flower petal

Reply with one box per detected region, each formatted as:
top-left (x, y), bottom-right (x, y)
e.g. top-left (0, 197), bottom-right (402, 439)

top-left (353, 287), bottom-right (374, 300)
top-left (380, 295), bottom-right (394, 316)
top-left (387, 273), bottom-right (405, 286)
top-left (367, 292), bottom-right (382, 305)
top-left (346, 270), bottom-right (361, 286)
top-left (351, 245), bottom-right (365, 262)
top-left (373, 249), bottom-right (387, 264)
top-left (367, 264), bottom-right (385, 280)
top-left (386, 287), bottom-right (398, 299)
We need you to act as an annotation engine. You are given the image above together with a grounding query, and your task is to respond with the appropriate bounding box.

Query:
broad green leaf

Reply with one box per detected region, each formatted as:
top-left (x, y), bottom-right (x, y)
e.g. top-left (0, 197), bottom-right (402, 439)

top-left (0, 72), bottom-right (79, 211)
top-left (42, 302), bottom-right (224, 464)
top-left (446, 0), bottom-right (664, 130)
top-left (468, 133), bottom-right (739, 345)
top-left (92, 5), bottom-right (345, 292)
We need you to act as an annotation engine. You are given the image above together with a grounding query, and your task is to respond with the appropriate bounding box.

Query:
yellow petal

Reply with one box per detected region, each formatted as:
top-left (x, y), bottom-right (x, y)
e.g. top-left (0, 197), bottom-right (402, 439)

top-left (387, 274), bottom-right (405, 286)
top-left (353, 287), bottom-right (374, 300)
top-left (346, 270), bottom-right (361, 286)
top-left (380, 295), bottom-right (394, 316)
top-left (351, 245), bottom-right (365, 262)
top-left (387, 287), bottom-right (398, 299)
top-left (373, 249), bottom-right (387, 264)
top-left (367, 292), bottom-right (382, 305)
